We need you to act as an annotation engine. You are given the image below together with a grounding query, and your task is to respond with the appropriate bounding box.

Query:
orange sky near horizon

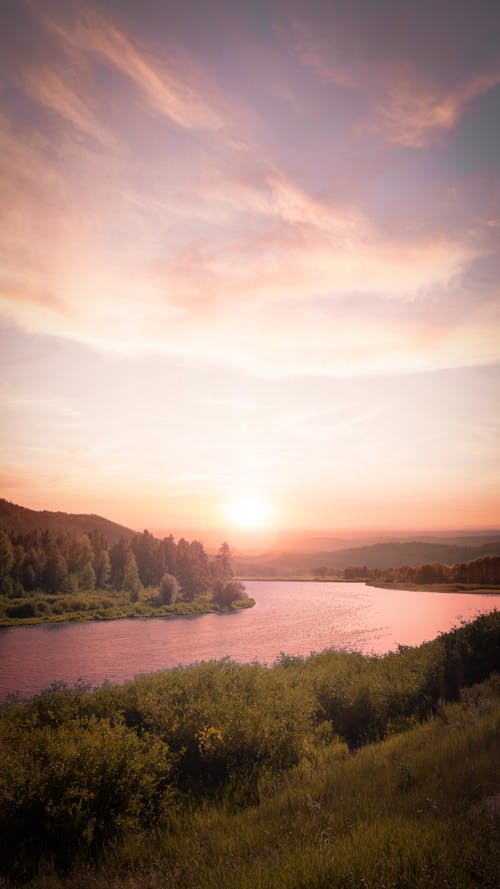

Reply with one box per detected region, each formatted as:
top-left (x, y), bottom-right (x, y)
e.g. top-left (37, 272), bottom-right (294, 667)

top-left (1, 0), bottom-right (499, 540)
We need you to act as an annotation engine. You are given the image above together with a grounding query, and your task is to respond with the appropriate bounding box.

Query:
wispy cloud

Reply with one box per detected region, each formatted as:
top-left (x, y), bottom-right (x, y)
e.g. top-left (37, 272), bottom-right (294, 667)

top-left (0, 0), bottom-right (498, 383)
top-left (286, 15), bottom-right (500, 147)
top-left (19, 64), bottom-right (117, 147)
top-left (375, 67), bottom-right (500, 147)
top-left (32, 1), bottom-right (227, 131)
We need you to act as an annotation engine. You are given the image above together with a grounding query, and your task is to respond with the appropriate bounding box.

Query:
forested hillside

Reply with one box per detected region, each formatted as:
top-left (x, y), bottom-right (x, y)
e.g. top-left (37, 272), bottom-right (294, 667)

top-left (0, 498), bottom-right (136, 545)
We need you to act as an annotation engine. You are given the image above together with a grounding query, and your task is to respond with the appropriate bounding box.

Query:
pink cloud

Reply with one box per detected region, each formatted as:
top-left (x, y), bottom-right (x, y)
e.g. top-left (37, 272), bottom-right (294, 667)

top-left (32, 1), bottom-right (228, 132)
top-left (19, 64), bottom-right (116, 148)
top-left (0, 2), bottom-right (498, 380)
top-left (285, 17), bottom-right (500, 147)
top-left (376, 66), bottom-right (500, 148)
top-left (0, 93), bottom-right (492, 379)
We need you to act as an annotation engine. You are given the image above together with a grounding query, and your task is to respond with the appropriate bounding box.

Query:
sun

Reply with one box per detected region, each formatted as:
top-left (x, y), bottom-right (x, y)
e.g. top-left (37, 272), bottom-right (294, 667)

top-left (222, 491), bottom-right (272, 529)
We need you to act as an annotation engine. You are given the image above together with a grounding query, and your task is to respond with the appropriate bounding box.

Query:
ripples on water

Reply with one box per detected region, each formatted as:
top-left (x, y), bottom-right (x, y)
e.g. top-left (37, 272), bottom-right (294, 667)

top-left (0, 581), bottom-right (497, 700)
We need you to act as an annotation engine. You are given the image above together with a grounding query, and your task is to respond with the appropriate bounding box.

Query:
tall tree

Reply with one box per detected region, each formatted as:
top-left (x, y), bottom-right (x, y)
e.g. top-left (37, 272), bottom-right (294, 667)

top-left (175, 538), bottom-right (210, 600)
top-left (133, 530), bottom-right (161, 587)
top-left (122, 550), bottom-right (142, 600)
top-left (0, 530), bottom-right (14, 581)
top-left (43, 546), bottom-right (69, 595)
top-left (162, 535), bottom-right (177, 576)
top-left (110, 538), bottom-right (130, 589)
top-left (214, 541), bottom-right (233, 582)
top-left (94, 549), bottom-right (111, 588)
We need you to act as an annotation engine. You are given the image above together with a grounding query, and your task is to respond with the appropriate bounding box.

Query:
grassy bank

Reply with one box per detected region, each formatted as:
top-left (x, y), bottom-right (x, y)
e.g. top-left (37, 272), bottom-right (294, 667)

top-left (369, 581), bottom-right (500, 595)
top-left (27, 674), bottom-right (498, 889)
top-left (0, 588), bottom-right (255, 627)
top-left (0, 610), bottom-right (498, 886)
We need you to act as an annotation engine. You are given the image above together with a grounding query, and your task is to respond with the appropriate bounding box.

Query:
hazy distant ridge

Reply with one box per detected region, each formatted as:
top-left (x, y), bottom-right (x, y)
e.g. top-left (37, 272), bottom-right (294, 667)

top-left (0, 499), bottom-right (137, 546)
top-left (2, 498), bottom-right (500, 569)
top-left (316, 539), bottom-right (500, 569)
top-left (236, 538), bottom-right (500, 573)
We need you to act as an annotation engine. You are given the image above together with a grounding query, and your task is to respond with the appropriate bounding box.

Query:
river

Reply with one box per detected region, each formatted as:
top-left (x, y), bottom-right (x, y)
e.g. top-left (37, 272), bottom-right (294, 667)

top-left (0, 581), bottom-right (497, 700)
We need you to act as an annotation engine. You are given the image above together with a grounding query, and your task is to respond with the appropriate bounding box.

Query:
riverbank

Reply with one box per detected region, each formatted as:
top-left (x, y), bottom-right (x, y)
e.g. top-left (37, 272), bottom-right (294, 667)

top-left (1, 611), bottom-right (499, 887)
top-left (236, 575), bottom-right (349, 582)
top-left (368, 580), bottom-right (500, 595)
top-left (0, 589), bottom-right (255, 627)
top-left (238, 576), bottom-right (500, 593)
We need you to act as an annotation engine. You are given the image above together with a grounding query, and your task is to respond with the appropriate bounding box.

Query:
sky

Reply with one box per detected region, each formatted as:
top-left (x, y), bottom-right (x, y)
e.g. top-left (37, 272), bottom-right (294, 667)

top-left (0, 0), bottom-right (499, 541)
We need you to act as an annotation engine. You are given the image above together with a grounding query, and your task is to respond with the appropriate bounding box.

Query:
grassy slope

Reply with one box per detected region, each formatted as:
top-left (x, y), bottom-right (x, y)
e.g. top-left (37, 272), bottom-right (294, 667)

top-left (22, 676), bottom-right (500, 889)
top-left (1, 612), bottom-right (498, 887)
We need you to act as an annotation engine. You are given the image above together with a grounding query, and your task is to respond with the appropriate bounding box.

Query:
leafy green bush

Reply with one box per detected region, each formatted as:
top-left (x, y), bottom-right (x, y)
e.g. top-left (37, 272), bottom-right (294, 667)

top-left (110, 659), bottom-right (314, 791)
top-left (0, 710), bottom-right (173, 875)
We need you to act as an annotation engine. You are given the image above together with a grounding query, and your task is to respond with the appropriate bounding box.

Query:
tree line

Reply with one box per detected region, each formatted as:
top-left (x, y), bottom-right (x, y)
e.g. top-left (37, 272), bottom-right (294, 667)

top-left (0, 527), bottom-right (239, 604)
top-left (340, 554), bottom-right (500, 585)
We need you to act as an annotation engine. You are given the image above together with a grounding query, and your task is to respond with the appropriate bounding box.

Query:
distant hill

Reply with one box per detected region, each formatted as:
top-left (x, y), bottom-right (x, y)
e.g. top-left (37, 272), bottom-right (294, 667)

top-left (0, 498), bottom-right (137, 545)
top-left (313, 539), bottom-right (500, 570)
top-left (236, 538), bottom-right (500, 574)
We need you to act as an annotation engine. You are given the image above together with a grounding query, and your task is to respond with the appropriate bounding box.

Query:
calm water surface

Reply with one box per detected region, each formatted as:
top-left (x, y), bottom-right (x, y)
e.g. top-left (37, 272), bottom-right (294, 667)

top-left (0, 581), bottom-right (497, 700)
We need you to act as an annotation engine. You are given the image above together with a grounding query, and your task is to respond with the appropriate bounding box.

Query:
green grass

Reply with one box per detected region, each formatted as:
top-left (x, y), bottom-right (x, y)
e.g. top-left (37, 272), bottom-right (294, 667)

top-left (0, 611), bottom-right (498, 887)
top-left (0, 588), bottom-right (255, 626)
top-left (9, 675), bottom-right (499, 889)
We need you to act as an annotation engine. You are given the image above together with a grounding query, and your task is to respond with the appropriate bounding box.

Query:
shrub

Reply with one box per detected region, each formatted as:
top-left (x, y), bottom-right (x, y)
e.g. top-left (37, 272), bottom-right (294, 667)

top-left (158, 572), bottom-right (180, 605)
top-left (0, 713), bottom-right (173, 874)
top-left (213, 579), bottom-right (246, 607)
top-left (6, 601), bottom-right (36, 619)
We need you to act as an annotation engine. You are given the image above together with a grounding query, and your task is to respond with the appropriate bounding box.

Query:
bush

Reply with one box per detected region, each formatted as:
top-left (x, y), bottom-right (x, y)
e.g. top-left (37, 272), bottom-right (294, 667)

top-left (6, 601), bottom-right (36, 619)
top-left (213, 579), bottom-right (246, 607)
top-left (0, 712), bottom-right (173, 874)
top-left (158, 572), bottom-right (180, 604)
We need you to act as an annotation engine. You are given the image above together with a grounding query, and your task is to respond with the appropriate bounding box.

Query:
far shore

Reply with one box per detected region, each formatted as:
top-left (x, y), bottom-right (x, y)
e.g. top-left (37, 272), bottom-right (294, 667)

top-left (368, 580), bottom-right (500, 595)
top-left (237, 576), bottom-right (500, 595)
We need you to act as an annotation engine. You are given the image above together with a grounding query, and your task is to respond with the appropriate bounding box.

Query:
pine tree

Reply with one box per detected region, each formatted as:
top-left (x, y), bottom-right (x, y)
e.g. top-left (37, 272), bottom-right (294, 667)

top-left (0, 530), bottom-right (14, 580)
top-left (122, 550), bottom-right (142, 601)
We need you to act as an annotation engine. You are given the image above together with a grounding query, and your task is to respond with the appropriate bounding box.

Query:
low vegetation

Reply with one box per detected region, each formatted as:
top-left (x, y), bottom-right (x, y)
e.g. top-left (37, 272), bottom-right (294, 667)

top-left (0, 610), bottom-right (498, 886)
top-left (0, 587), bottom-right (254, 625)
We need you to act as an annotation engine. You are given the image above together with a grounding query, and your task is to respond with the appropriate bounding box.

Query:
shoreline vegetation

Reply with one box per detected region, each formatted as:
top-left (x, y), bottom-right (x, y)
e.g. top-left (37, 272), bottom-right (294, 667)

top-left (0, 589), bottom-right (255, 628)
top-left (369, 580), bottom-right (500, 595)
top-left (2, 580), bottom-right (498, 628)
top-left (0, 528), bottom-right (254, 627)
top-left (1, 509), bottom-right (499, 626)
top-left (0, 610), bottom-right (498, 887)
top-left (237, 574), bottom-right (500, 594)
top-left (239, 553), bottom-right (500, 584)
